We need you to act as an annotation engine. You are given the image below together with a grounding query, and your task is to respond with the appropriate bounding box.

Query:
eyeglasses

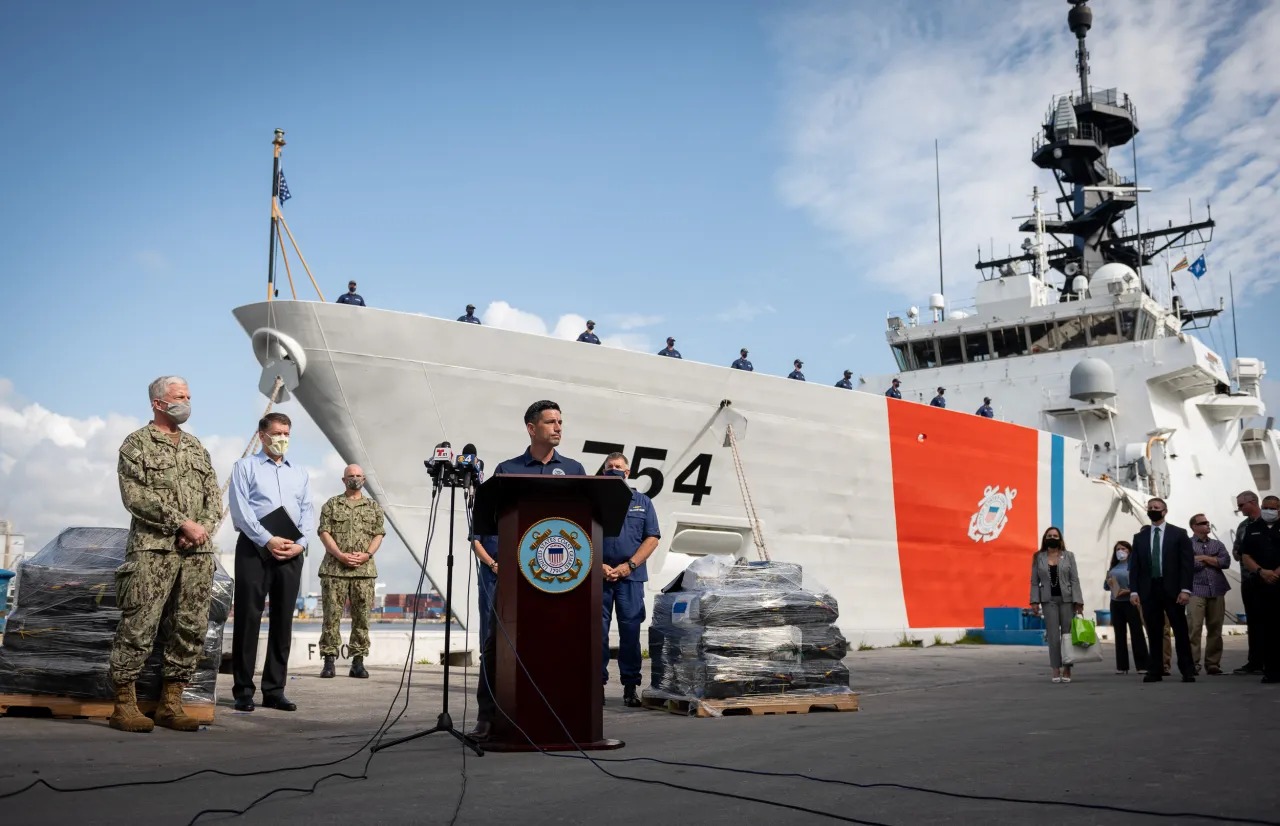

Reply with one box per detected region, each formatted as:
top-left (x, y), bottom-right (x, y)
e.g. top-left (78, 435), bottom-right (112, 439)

top-left (1192, 521), bottom-right (1209, 527)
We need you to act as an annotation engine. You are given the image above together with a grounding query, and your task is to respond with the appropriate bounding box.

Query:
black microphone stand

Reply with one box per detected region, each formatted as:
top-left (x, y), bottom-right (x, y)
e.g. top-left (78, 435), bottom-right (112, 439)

top-left (372, 465), bottom-right (483, 757)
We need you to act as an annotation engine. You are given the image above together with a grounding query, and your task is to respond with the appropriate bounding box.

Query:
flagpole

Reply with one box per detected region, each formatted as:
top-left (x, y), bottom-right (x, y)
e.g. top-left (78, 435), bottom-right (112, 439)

top-left (1228, 269), bottom-right (1239, 364)
top-left (267, 129), bottom-right (286, 302)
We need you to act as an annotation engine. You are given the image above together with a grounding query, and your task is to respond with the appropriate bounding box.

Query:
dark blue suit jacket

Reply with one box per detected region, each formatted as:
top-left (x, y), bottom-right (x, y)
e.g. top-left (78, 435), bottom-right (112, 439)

top-left (1128, 523), bottom-right (1194, 600)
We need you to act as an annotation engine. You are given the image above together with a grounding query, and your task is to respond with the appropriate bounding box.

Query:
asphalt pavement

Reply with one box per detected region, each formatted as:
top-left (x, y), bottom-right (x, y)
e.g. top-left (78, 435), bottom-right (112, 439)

top-left (1, 639), bottom-right (1277, 825)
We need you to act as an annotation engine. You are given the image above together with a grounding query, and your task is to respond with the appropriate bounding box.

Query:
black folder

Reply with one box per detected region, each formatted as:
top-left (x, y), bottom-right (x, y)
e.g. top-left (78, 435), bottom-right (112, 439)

top-left (256, 506), bottom-right (303, 562)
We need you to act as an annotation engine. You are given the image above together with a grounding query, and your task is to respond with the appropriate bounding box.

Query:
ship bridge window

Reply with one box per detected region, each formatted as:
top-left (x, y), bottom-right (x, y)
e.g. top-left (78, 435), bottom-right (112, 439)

top-left (963, 332), bottom-right (992, 363)
top-left (938, 336), bottom-right (964, 366)
top-left (1057, 316), bottom-right (1088, 350)
top-left (1118, 309), bottom-right (1138, 340)
top-left (1088, 312), bottom-right (1123, 346)
top-left (1028, 322), bottom-right (1058, 353)
top-left (909, 339), bottom-right (937, 370)
top-left (891, 343), bottom-right (910, 371)
top-left (991, 327), bottom-right (1028, 358)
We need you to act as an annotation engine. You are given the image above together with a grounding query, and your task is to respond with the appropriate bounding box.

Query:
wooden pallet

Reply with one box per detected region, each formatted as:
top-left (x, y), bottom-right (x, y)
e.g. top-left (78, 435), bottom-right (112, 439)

top-left (642, 692), bottom-right (858, 718)
top-left (0, 692), bottom-right (216, 723)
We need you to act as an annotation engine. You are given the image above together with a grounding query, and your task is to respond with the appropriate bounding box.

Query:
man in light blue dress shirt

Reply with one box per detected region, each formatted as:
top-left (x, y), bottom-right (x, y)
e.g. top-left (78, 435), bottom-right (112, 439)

top-left (229, 412), bottom-right (315, 712)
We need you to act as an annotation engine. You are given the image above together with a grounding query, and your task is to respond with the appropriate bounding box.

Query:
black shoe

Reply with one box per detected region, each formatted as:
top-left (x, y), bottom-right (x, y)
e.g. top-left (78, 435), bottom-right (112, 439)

top-left (623, 686), bottom-right (642, 708)
top-left (349, 656), bottom-right (368, 679)
top-left (1233, 664), bottom-right (1261, 675)
top-left (1143, 674), bottom-right (1163, 683)
top-left (468, 721), bottom-right (492, 741)
top-left (233, 698), bottom-right (255, 712)
top-left (320, 655), bottom-right (336, 679)
top-left (1262, 676), bottom-right (1280, 684)
top-left (1182, 675), bottom-right (1196, 683)
top-left (262, 695), bottom-right (298, 711)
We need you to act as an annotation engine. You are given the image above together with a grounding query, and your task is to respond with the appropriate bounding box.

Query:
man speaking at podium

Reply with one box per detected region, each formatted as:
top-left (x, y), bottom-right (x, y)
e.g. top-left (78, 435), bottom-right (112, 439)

top-left (470, 400), bottom-right (586, 741)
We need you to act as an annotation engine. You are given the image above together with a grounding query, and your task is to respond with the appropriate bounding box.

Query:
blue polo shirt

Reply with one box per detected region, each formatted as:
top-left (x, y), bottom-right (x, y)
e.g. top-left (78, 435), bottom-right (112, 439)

top-left (602, 489), bottom-right (659, 582)
top-left (731, 358), bottom-right (753, 371)
top-left (577, 331), bottom-right (601, 344)
top-left (930, 396), bottom-right (947, 408)
top-left (494, 448), bottom-right (587, 477)
top-left (457, 314), bottom-right (481, 324)
top-left (336, 292), bottom-right (365, 306)
top-left (885, 386), bottom-right (902, 399)
top-left (658, 347), bottom-right (682, 358)
top-left (788, 369), bottom-right (805, 381)
top-left (976, 404), bottom-right (994, 418)
top-left (471, 533), bottom-right (499, 559)
top-left (835, 378), bottom-right (853, 389)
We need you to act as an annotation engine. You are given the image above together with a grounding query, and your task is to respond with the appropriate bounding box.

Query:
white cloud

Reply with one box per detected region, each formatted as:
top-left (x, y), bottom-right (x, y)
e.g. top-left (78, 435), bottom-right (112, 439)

top-left (716, 300), bottom-right (776, 323)
top-left (773, 0), bottom-right (1280, 303)
top-left (479, 301), bottom-right (651, 352)
top-left (480, 300), bottom-right (549, 335)
top-left (606, 313), bottom-right (663, 331)
top-left (551, 313), bottom-right (588, 341)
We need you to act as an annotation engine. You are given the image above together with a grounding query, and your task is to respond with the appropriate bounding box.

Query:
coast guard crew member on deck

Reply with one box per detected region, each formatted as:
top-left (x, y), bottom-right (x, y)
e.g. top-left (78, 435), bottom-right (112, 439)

top-left (458, 304), bottom-right (482, 324)
top-left (731, 348), bottom-right (753, 371)
top-left (835, 370), bottom-right (854, 389)
top-left (788, 360), bottom-right (805, 380)
top-left (470, 400), bottom-right (586, 742)
top-left (336, 280), bottom-right (365, 306)
top-left (658, 337), bottom-right (682, 358)
top-left (599, 452), bottom-right (660, 708)
top-left (578, 320), bottom-right (601, 344)
top-left (976, 397), bottom-right (994, 418)
top-left (930, 387), bottom-right (947, 408)
top-left (885, 378), bottom-right (902, 398)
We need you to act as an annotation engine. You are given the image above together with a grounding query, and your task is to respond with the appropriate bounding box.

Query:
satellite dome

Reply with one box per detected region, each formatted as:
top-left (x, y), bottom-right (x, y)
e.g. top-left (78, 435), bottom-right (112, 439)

top-left (1070, 358), bottom-right (1116, 403)
top-left (1089, 263), bottom-right (1139, 297)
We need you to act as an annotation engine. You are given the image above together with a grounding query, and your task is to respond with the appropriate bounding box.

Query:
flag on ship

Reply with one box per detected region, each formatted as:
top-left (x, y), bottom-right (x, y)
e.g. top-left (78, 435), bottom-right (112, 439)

top-left (1171, 255), bottom-right (1189, 272)
top-left (1188, 255), bottom-right (1207, 279)
top-left (277, 168), bottom-right (291, 205)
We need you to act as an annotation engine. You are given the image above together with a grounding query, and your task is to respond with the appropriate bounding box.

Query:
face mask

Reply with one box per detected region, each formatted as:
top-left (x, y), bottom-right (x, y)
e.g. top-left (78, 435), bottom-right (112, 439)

top-left (1045, 537), bottom-right (1061, 549)
top-left (1114, 550), bottom-right (1128, 561)
top-left (345, 477), bottom-right (364, 491)
top-left (265, 435), bottom-right (290, 456)
top-left (1262, 509), bottom-right (1280, 523)
top-left (1147, 509), bottom-right (1165, 523)
top-left (163, 401), bottom-right (191, 425)
top-left (603, 468), bottom-right (627, 479)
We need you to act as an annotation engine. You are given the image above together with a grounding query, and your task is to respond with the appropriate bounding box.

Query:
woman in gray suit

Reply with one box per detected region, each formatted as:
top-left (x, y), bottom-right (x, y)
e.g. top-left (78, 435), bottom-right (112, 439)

top-left (1029, 526), bottom-right (1084, 682)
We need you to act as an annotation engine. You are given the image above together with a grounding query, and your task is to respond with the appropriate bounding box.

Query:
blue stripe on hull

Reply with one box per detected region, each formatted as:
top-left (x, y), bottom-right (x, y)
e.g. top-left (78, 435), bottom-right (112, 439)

top-left (1051, 434), bottom-right (1064, 529)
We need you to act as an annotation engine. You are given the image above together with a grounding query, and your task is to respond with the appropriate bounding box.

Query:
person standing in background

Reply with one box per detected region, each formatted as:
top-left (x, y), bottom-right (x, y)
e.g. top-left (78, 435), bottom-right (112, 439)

top-left (1129, 497), bottom-right (1196, 683)
top-left (335, 280), bottom-right (365, 306)
top-left (1106, 541), bottom-right (1149, 675)
top-left (1233, 491), bottom-right (1265, 675)
top-left (1030, 527), bottom-right (1083, 683)
top-left (316, 464), bottom-right (384, 680)
top-left (1186, 513), bottom-right (1231, 675)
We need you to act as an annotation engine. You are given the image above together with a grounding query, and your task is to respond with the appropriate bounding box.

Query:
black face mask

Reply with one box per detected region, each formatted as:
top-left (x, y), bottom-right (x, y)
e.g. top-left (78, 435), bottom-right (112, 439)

top-left (1045, 537), bottom-right (1061, 550)
top-left (1147, 510), bottom-right (1165, 523)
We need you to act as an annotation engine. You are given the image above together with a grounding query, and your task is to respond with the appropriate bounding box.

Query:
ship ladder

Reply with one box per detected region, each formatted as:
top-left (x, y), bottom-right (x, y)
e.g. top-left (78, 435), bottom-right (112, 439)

top-left (724, 421), bottom-right (770, 562)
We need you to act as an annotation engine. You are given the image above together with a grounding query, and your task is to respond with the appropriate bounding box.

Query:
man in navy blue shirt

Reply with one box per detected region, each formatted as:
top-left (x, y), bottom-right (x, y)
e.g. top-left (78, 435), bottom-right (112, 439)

top-left (930, 387), bottom-right (947, 408)
top-left (577, 320), bottom-right (601, 344)
top-left (835, 370), bottom-right (854, 389)
top-left (885, 378), bottom-right (902, 399)
top-left (471, 400), bottom-right (586, 740)
top-left (335, 280), bottom-right (365, 306)
top-left (598, 452), bottom-right (660, 707)
top-left (976, 397), bottom-right (994, 418)
top-left (457, 304), bottom-right (481, 324)
top-left (731, 348), bottom-right (753, 371)
top-left (788, 359), bottom-right (805, 381)
top-left (658, 337), bottom-right (682, 358)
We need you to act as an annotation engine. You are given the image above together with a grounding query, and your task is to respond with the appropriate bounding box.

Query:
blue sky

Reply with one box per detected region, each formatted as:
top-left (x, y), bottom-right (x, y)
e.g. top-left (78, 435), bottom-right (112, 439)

top-left (3, 0), bottom-right (1277, 590)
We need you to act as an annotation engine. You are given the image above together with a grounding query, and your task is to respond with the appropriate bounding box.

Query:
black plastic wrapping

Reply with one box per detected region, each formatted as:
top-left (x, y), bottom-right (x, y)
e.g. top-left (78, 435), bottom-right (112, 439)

top-left (0, 527), bottom-right (231, 705)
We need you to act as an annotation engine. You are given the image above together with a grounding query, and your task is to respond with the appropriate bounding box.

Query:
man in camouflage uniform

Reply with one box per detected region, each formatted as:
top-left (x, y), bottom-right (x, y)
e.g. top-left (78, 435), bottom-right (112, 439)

top-left (316, 464), bottom-right (385, 678)
top-left (108, 376), bottom-right (221, 733)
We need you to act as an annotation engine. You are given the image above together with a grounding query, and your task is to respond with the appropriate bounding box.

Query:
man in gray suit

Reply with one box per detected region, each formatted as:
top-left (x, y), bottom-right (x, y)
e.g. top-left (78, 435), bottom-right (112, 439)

top-left (1129, 497), bottom-right (1196, 683)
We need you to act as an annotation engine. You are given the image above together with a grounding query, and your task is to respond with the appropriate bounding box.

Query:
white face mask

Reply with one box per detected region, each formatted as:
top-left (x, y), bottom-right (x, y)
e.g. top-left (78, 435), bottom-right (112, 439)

top-left (265, 434), bottom-right (290, 457)
top-left (1115, 550), bottom-right (1129, 561)
top-left (1262, 509), bottom-right (1279, 523)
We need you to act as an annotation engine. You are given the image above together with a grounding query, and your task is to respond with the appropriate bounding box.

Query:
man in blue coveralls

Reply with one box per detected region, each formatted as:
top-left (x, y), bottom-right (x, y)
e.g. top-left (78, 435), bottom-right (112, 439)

top-left (788, 359), bottom-right (805, 380)
top-left (731, 348), bottom-right (753, 371)
top-left (976, 397), bottom-right (994, 418)
top-left (835, 369), bottom-right (854, 389)
top-left (457, 303), bottom-right (481, 324)
top-left (930, 387), bottom-right (947, 408)
top-left (658, 337), bottom-right (682, 358)
top-left (336, 280), bottom-right (365, 306)
top-left (577, 320), bottom-right (601, 344)
top-left (469, 400), bottom-right (586, 741)
top-left (885, 378), bottom-right (902, 398)
top-left (599, 452), bottom-right (660, 707)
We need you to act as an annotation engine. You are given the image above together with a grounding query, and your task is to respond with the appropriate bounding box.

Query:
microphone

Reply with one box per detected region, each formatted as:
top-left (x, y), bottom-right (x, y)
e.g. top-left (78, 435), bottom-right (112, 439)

top-left (458, 443), bottom-right (482, 502)
top-left (425, 441), bottom-right (454, 474)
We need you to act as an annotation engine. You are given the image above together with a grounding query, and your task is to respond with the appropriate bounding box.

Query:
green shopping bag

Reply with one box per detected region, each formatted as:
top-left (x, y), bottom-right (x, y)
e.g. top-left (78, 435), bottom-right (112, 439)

top-left (1071, 616), bottom-right (1097, 646)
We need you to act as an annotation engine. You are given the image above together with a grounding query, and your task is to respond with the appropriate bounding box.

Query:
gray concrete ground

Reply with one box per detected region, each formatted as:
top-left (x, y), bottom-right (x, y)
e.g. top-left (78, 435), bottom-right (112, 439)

top-left (1, 639), bottom-right (1277, 826)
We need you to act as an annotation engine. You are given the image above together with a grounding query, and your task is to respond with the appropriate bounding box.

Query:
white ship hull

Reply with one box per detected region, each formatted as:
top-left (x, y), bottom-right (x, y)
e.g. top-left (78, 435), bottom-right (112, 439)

top-left (234, 300), bottom-right (1137, 649)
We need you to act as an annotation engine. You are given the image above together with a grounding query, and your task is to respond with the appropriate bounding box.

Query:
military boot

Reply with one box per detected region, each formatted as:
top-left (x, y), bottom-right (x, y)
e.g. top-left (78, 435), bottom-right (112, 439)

top-left (349, 656), bottom-right (369, 679)
top-left (154, 681), bottom-right (201, 731)
top-left (320, 655), bottom-right (336, 678)
top-left (107, 681), bottom-right (154, 733)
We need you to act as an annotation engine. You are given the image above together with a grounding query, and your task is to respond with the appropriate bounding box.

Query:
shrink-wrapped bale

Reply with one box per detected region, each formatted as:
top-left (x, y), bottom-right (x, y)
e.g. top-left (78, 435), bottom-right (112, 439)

top-left (0, 527), bottom-right (231, 705)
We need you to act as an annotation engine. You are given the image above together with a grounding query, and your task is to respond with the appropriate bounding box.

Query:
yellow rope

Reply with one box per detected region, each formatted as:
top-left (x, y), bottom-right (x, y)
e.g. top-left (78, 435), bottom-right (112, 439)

top-left (275, 217), bottom-right (299, 300)
top-left (274, 207), bottom-right (325, 302)
top-left (725, 423), bottom-right (770, 562)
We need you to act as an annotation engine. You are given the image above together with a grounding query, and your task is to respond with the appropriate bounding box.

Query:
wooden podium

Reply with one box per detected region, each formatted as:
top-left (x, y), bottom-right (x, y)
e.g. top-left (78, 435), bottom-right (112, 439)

top-left (471, 474), bottom-right (632, 751)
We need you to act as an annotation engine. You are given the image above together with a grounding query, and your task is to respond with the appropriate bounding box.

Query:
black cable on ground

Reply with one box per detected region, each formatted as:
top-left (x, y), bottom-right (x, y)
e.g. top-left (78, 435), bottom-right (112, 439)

top-left (444, 508), bottom-right (477, 826)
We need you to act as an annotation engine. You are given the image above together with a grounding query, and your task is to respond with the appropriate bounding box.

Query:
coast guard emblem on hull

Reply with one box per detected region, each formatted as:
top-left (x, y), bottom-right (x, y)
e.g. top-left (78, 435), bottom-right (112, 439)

top-left (968, 486), bottom-right (1017, 543)
top-left (519, 517), bottom-right (592, 594)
